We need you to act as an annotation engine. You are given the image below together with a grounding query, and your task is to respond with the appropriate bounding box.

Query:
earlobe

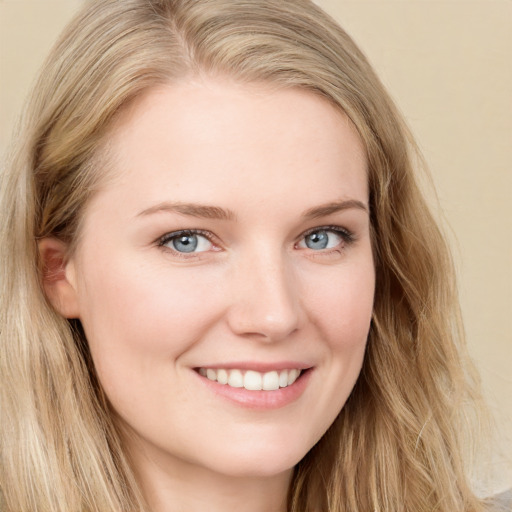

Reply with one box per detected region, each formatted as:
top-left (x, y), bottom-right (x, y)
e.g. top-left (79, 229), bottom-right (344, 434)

top-left (38, 238), bottom-right (80, 318)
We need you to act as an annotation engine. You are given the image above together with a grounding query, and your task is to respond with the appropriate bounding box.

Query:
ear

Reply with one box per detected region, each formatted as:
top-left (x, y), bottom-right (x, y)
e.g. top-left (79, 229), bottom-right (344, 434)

top-left (38, 238), bottom-right (80, 318)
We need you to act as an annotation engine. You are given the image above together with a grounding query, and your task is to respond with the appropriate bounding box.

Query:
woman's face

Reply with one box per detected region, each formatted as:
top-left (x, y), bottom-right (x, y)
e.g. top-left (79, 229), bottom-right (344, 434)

top-left (62, 80), bottom-right (375, 479)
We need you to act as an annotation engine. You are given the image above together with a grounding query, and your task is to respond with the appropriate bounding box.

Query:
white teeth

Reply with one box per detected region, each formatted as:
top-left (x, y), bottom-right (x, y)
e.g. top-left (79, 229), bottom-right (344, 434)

top-left (228, 369), bottom-right (244, 388)
top-left (217, 368), bottom-right (228, 385)
top-left (279, 369), bottom-right (288, 388)
top-left (262, 371), bottom-right (279, 391)
top-left (288, 369), bottom-right (299, 385)
top-left (198, 367), bottom-right (303, 390)
top-left (244, 370), bottom-right (262, 390)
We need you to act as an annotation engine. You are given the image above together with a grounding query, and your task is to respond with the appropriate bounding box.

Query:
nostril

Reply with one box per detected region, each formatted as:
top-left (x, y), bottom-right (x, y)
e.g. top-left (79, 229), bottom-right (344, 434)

top-left (226, 304), bottom-right (301, 342)
top-left (225, 260), bottom-right (302, 340)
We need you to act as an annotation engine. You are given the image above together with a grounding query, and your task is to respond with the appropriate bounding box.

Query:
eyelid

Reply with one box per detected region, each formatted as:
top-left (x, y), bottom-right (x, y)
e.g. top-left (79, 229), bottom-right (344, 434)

top-left (297, 225), bottom-right (354, 243)
top-left (294, 225), bottom-right (356, 256)
top-left (157, 228), bottom-right (212, 244)
top-left (157, 229), bottom-right (220, 256)
top-left (155, 225), bottom-right (355, 258)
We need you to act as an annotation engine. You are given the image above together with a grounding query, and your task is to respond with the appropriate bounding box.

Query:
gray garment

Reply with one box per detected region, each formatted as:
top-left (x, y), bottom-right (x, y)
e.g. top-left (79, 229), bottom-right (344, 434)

top-left (490, 488), bottom-right (512, 511)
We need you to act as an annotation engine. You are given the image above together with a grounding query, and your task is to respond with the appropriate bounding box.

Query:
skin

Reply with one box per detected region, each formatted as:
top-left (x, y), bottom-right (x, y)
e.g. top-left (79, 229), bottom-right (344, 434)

top-left (41, 79), bottom-right (375, 512)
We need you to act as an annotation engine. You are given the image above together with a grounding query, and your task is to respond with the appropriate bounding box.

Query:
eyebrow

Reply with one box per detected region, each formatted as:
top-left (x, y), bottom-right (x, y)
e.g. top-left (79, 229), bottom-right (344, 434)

top-left (136, 202), bottom-right (237, 221)
top-left (302, 199), bottom-right (368, 219)
top-left (136, 199), bottom-right (368, 221)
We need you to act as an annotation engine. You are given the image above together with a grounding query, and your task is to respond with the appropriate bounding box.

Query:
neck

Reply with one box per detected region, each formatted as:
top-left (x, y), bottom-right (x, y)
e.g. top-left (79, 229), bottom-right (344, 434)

top-left (128, 438), bottom-right (293, 512)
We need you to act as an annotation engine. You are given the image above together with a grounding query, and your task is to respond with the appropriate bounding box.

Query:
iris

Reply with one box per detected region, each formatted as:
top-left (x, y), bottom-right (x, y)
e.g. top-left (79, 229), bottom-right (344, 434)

top-left (172, 233), bottom-right (199, 253)
top-left (305, 230), bottom-right (330, 250)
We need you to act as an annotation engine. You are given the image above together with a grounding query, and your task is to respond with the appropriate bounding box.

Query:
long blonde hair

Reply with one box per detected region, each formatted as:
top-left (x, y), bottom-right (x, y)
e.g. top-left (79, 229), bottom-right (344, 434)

top-left (0, 0), bottom-right (490, 510)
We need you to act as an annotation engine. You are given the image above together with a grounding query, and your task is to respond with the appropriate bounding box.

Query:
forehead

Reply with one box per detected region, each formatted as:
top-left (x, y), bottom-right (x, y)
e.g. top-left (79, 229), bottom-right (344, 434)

top-left (87, 79), bottom-right (368, 220)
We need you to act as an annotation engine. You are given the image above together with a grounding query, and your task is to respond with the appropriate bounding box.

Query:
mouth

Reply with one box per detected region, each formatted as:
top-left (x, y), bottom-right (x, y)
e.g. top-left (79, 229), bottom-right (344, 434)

top-left (193, 363), bottom-right (314, 409)
top-left (196, 367), bottom-right (303, 391)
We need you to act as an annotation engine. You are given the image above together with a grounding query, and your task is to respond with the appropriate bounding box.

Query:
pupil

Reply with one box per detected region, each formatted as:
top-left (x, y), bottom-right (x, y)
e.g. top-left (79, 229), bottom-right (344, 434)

top-left (173, 234), bottom-right (198, 253)
top-left (306, 231), bottom-right (328, 250)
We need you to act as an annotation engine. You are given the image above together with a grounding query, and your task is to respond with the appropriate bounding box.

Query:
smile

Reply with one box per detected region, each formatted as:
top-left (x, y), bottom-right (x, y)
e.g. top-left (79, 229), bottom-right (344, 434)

top-left (198, 368), bottom-right (302, 391)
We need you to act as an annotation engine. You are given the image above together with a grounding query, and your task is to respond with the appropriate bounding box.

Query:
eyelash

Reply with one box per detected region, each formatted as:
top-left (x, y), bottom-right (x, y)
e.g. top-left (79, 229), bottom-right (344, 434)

top-left (299, 225), bottom-right (355, 246)
top-left (157, 229), bottom-right (217, 259)
top-left (157, 225), bottom-right (355, 258)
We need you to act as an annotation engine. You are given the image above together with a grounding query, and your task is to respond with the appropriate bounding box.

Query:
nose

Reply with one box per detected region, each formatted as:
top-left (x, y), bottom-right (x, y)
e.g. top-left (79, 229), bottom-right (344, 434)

top-left (226, 249), bottom-right (302, 342)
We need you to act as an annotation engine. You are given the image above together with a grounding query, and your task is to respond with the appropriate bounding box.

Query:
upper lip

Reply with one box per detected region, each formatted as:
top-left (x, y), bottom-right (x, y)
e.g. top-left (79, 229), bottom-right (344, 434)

top-left (194, 361), bottom-right (313, 372)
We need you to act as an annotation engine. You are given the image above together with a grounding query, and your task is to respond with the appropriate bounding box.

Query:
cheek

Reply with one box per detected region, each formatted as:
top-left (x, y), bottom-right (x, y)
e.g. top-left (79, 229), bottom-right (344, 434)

top-left (304, 259), bottom-right (375, 351)
top-left (289, 259), bottom-right (374, 445)
top-left (75, 255), bottom-right (225, 380)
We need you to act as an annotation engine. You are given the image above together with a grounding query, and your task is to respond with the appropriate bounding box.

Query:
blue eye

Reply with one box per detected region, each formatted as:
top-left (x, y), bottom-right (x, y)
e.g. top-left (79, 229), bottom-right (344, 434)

top-left (298, 228), bottom-right (347, 251)
top-left (160, 231), bottom-right (213, 253)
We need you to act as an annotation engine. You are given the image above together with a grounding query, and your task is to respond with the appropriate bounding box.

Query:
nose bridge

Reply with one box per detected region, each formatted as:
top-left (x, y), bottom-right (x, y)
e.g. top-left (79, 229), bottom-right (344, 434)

top-left (227, 244), bottom-right (301, 341)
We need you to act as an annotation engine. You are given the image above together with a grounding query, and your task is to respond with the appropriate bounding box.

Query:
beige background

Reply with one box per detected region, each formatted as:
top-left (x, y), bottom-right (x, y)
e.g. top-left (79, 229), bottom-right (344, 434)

top-left (1, 0), bottom-right (510, 491)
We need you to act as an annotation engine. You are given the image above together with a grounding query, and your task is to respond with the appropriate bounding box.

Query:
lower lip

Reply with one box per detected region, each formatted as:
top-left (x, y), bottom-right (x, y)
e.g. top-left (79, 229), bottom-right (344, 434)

top-left (194, 369), bottom-right (313, 410)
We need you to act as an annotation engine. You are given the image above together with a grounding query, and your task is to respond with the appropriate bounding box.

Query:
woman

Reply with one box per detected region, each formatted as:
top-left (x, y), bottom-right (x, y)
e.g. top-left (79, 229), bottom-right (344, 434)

top-left (0, 0), bottom-right (499, 510)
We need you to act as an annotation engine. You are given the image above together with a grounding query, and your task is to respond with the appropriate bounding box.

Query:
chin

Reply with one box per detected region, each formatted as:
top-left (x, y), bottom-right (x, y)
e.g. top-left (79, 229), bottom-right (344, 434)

top-left (199, 440), bottom-right (310, 479)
